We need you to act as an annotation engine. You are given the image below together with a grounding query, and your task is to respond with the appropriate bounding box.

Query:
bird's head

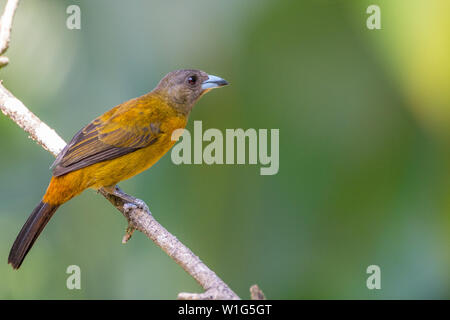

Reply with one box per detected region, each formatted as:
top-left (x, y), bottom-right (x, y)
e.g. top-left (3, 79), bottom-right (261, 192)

top-left (154, 69), bottom-right (228, 114)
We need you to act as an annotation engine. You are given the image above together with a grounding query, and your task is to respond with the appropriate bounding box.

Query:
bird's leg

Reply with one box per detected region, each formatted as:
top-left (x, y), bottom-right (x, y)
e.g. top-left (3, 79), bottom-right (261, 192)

top-left (101, 185), bottom-right (150, 212)
top-left (100, 185), bottom-right (151, 243)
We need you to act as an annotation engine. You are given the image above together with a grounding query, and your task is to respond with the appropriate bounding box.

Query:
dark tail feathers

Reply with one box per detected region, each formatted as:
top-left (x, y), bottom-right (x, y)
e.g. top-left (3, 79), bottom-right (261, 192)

top-left (8, 201), bottom-right (59, 269)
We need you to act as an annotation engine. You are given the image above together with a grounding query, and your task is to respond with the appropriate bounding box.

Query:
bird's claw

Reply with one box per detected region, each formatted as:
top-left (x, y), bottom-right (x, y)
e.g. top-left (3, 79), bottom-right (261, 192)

top-left (121, 198), bottom-right (149, 244)
top-left (132, 198), bottom-right (149, 212)
top-left (123, 202), bottom-right (137, 213)
top-left (123, 199), bottom-right (150, 214)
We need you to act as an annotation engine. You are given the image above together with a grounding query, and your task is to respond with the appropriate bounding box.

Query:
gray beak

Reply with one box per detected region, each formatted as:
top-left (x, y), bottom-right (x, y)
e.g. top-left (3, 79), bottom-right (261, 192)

top-left (201, 75), bottom-right (229, 90)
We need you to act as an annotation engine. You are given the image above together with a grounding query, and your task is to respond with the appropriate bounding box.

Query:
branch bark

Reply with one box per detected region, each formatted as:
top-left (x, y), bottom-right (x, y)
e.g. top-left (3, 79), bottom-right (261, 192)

top-left (0, 0), bottom-right (19, 67)
top-left (0, 0), bottom-right (246, 300)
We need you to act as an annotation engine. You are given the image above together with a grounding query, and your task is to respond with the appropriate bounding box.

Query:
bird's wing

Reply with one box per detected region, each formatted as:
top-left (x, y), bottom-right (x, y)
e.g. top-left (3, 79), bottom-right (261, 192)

top-left (51, 112), bottom-right (161, 177)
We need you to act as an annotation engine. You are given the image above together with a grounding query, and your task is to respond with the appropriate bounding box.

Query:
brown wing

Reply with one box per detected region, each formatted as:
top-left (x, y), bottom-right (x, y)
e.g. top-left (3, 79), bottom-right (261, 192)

top-left (51, 116), bottom-right (161, 177)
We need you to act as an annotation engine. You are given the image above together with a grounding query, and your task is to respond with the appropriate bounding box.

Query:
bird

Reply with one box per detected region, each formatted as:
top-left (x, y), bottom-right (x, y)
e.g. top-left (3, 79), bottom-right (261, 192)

top-left (8, 69), bottom-right (228, 269)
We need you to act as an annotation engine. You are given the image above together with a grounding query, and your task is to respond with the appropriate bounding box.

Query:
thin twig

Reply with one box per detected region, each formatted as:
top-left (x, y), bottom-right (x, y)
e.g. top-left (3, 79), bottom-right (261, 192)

top-left (0, 0), bottom-right (19, 67)
top-left (0, 82), bottom-right (66, 156)
top-left (250, 284), bottom-right (266, 300)
top-left (100, 188), bottom-right (239, 300)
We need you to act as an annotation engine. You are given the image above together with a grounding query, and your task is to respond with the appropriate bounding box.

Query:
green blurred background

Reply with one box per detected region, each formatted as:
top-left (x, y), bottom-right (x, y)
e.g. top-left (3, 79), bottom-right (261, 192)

top-left (0, 0), bottom-right (449, 299)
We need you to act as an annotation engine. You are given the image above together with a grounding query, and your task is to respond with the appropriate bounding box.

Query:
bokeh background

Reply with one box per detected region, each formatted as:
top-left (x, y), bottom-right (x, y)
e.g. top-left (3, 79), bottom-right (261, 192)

top-left (0, 0), bottom-right (449, 299)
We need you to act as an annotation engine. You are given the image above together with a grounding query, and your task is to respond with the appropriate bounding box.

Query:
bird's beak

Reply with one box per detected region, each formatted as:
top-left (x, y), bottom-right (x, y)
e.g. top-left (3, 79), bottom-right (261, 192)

top-left (201, 75), bottom-right (229, 90)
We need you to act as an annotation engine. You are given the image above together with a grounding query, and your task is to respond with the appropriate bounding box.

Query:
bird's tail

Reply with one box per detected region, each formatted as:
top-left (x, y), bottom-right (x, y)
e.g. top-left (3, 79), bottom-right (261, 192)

top-left (8, 200), bottom-right (60, 269)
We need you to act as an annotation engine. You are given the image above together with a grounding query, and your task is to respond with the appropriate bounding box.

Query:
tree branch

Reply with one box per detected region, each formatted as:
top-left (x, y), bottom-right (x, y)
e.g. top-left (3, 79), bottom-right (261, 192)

top-left (0, 0), bottom-right (247, 300)
top-left (0, 0), bottom-right (19, 67)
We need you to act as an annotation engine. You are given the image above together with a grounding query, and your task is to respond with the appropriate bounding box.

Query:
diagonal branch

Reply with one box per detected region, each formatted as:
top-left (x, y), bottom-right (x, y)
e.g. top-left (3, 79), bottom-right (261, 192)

top-left (0, 0), bottom-right (243, 300)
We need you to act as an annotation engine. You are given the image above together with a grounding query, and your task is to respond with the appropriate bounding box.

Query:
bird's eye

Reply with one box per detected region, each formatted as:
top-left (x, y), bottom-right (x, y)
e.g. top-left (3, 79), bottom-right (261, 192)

top-left (187, 75), bottom-right (197, 85)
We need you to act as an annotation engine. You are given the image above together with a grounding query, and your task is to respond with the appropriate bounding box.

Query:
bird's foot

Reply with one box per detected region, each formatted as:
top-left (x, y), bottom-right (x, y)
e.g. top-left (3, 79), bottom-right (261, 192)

top-left (100, 185), bottom-right (152, 244)
top-left (103, 185), bottom-right (150, 213)
top-left (122, 198), bottom-right (150, 213)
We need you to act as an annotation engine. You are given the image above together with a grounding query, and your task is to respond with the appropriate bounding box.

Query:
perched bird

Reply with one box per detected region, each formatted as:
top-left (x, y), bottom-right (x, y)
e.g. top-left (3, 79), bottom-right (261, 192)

top-left (8, 69), bottom-right (228, 269)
